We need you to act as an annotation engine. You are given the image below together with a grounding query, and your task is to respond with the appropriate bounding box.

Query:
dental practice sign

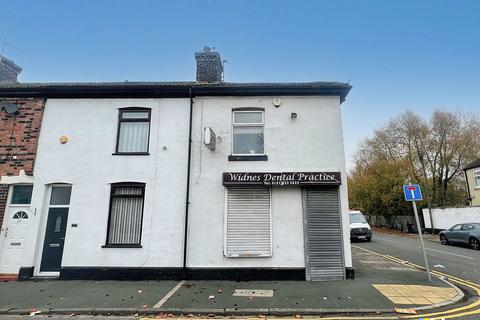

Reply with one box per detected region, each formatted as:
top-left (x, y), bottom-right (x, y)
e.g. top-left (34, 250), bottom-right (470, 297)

top-left (223, 172), bottom-right (341, 187)
top-left (403, 184), bottom-right (423, 201)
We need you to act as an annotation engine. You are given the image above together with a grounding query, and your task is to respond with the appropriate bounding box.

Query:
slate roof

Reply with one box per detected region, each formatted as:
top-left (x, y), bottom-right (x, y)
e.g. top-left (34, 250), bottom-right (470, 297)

top-left (0, 81), bottom-right (352, 102)
top-left (0, 81), bottom-right (195, 88)
top-left (464, 157), bottom-right (480, 170)
top-left (0, 81), bottom-right (349, 88)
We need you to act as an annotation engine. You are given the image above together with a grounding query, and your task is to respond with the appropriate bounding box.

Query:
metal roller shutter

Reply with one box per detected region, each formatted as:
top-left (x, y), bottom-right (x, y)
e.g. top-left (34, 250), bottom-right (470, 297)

top-left (225, 187), bottom-right (272, 257)
top-left (304, 187), bottom-right (345, 281)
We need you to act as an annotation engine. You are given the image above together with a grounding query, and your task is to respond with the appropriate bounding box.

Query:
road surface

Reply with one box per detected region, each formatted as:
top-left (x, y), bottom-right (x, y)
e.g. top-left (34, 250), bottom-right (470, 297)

top-left (354, 231), bottom-right (480, 284)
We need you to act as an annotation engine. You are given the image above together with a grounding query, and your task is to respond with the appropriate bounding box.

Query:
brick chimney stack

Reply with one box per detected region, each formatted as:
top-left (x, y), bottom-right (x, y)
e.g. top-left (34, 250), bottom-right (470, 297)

top-left (195, 47), bottom-right (223, 83)
top-left (0, 56), bottom-right (22, 83)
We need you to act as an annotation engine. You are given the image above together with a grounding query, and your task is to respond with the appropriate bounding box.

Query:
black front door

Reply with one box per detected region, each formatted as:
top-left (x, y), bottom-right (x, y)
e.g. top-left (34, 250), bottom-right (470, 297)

top-left (40, 208), bottom-right (69, 272)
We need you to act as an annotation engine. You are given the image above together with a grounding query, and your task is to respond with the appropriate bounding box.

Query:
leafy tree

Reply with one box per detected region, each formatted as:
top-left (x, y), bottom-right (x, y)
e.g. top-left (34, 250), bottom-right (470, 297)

top-left (348, 110), bottom-right (480, 223)
top-left (348, 149), bottom-right (411, 217)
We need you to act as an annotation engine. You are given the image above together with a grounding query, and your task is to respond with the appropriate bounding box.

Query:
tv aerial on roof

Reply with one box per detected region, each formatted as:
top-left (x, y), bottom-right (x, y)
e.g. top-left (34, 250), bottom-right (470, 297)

top-left (0, 102), bottom-right (19, 114)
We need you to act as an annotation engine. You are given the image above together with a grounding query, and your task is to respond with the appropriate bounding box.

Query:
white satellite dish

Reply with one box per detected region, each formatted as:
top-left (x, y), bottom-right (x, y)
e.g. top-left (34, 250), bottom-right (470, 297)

top-left (1, 102), bottom-right (19, 114)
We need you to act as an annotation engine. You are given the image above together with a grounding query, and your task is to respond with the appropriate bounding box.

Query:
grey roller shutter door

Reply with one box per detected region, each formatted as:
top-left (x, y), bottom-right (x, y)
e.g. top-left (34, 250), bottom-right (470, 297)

top-left (304, 187), bottom-right (345, 281)
top-left (225, 187), bottom-right (272, 257)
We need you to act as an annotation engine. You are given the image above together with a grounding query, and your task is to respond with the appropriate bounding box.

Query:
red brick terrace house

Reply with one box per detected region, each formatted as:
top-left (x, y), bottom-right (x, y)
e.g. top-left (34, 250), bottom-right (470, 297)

top-left (0, 97), bottom-right (46, 279)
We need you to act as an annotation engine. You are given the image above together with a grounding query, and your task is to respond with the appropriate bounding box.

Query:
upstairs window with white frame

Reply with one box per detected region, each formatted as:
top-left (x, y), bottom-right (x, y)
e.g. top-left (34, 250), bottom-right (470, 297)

top-left (115, 108), bottom-right (151, 154)
top-left (474, 170), bottom-right (480, 188)
top-left (232, 110), bottom-right (264, 155)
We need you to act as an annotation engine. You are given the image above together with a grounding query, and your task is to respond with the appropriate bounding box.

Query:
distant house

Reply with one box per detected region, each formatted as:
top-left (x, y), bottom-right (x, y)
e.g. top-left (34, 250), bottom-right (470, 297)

top-left (464, 158), bottom-right (480, 206)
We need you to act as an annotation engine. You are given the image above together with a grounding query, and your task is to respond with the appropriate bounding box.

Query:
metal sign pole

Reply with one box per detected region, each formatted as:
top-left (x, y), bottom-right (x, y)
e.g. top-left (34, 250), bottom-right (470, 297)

top-left (412, 200), bottom-right (431, 281)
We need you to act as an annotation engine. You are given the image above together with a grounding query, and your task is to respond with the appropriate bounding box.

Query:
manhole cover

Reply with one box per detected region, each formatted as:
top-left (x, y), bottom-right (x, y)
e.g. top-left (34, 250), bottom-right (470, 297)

top-left (233, 289), bottom-right (274, 297)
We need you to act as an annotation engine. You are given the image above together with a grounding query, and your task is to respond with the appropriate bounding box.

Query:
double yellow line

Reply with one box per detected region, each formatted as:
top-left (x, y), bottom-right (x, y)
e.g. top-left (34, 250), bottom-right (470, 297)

top-left (324, 245), bottom-right (480, 320)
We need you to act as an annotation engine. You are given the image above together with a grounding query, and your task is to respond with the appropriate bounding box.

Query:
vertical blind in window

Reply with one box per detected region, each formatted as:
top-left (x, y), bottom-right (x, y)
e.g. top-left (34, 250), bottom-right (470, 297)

top-left (116, 109), bottom-right (151, 153)
top-left (107, 184), bottom-right (145, 245)
top-left (225, 187), bottom-right (272, 257)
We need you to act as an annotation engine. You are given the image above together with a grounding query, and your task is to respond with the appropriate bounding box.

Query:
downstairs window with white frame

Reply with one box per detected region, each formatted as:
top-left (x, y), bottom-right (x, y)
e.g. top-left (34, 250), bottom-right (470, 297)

top-left (225, 187), bottom-right (272, 257)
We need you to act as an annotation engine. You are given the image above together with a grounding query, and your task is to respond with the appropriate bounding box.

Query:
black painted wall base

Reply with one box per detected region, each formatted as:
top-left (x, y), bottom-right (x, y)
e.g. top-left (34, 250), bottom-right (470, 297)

top-left (346, 267), bottom-right (355, 279)
top-left (18, 267), bottom-right (34, 281)
top-left (187, 268), bottom-right (305, 281)
top-left (59, 267), bottom-right (305, 281)
top-left (60, 267), bottom-right (183, 280)
top-left (19, 266), bottom-right (354, 281)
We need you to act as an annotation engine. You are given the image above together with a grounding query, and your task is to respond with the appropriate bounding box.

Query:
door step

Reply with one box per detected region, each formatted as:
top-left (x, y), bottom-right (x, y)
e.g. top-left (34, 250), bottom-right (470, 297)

top-left (30, 276), bottom-right (59, 281)
top-left (0, 274), bottom-right (18, 282)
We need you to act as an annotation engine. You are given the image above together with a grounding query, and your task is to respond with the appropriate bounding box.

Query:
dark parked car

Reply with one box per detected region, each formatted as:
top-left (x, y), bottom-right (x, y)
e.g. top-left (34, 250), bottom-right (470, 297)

top-left (439, 223), bottom-right (480, 250)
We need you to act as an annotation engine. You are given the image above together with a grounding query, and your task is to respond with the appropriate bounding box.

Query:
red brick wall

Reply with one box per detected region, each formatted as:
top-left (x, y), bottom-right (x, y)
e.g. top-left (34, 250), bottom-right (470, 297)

top-left (0, 98), bottom-right (45, 228)
top-left (0, 98), bottom-right (46, 176)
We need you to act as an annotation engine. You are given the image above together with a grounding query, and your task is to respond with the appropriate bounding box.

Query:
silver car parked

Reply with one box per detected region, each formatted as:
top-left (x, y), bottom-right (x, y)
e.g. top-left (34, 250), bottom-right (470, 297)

top-left (439, 223), bottom-right (480, 250)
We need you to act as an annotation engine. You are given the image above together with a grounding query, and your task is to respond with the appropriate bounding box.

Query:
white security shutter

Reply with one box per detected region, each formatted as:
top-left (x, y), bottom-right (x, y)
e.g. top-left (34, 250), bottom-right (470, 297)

top-left (225, 187), bottom-right (272, 257)
top-left (304, 188), bottom-right (345, 281)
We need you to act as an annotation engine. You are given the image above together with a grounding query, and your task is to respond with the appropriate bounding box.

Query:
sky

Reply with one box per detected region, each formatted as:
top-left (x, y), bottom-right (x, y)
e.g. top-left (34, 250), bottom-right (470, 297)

top-left (1, 0), bottom-right (479, 169)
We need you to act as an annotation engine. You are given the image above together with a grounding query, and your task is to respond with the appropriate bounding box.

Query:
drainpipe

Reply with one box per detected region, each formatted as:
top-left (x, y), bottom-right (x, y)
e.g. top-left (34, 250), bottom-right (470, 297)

top-left (183, 87), bottom-right (194, 278)
top-left (464, 169), bottom-right (472, 206)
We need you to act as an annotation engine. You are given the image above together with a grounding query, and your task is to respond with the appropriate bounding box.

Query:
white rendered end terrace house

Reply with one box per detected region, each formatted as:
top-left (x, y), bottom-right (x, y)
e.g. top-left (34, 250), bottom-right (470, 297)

top-left (0, 49), bottom-right (352, 281)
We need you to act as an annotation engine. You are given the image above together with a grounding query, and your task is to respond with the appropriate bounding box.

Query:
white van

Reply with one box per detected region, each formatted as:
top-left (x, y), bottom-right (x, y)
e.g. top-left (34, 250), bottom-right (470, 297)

top-left (349, 210), bottom-right (372, 241)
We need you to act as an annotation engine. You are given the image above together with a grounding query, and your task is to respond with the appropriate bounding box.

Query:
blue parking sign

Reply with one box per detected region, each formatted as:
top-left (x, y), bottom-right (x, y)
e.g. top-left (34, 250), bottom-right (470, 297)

top-left (403, 184), bottom-right (423, 201)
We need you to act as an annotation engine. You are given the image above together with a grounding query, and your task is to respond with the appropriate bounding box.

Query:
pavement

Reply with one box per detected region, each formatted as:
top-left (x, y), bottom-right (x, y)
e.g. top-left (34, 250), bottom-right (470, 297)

top-left (0, 240), bottom-right (470, 318)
